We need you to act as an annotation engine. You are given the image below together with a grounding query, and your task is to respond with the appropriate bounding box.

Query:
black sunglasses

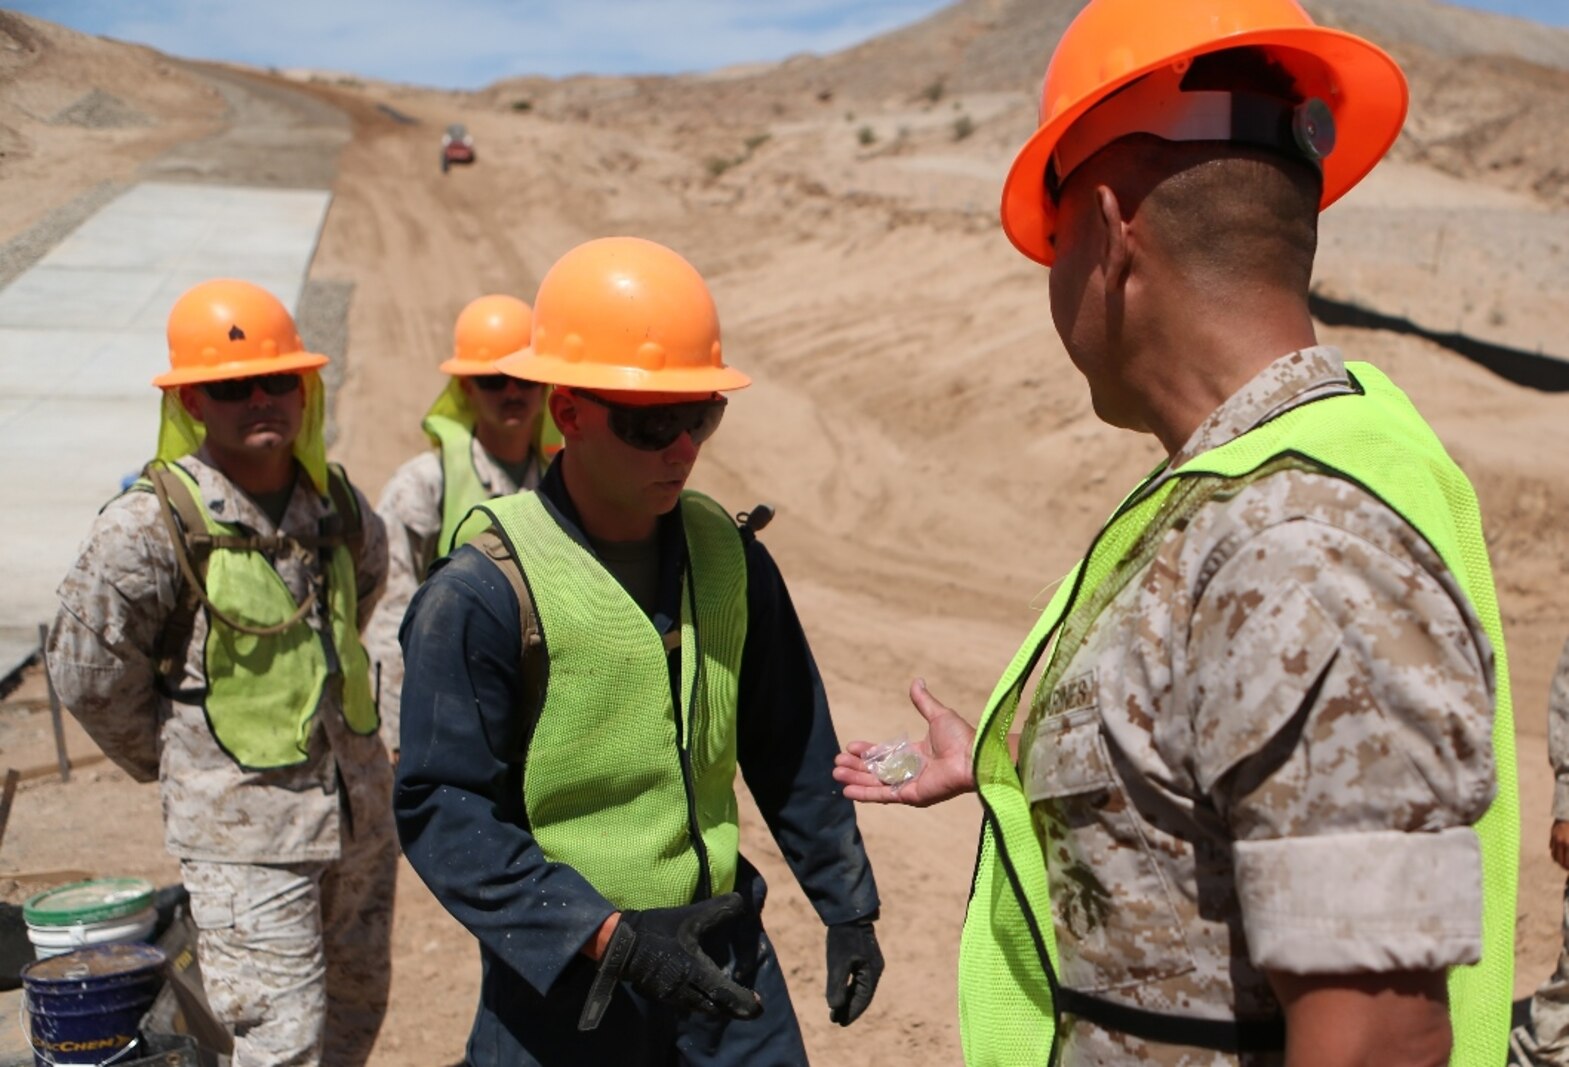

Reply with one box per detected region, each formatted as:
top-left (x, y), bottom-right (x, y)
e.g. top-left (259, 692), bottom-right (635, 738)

top-left (472, 374), bottom-right (543, 393)
top-left (576, 392), bottom-right (727, 452)
top-left (199, 374), bottom-right (302, 402)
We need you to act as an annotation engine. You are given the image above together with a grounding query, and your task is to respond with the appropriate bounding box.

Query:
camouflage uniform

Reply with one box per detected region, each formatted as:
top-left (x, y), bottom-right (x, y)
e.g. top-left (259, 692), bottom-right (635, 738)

top-left (362, 437), bottom-right (539, 752)
top-left (1515, 638), bottom-right (1569, 1066)
top-left (1019, 347), bottom-right (1496, 1066)
top-left (48, 448), bottom-right (396, 1067)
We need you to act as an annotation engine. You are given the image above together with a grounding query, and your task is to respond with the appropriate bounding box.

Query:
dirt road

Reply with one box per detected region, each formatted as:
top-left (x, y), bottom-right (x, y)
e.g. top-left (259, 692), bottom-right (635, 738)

top-left (3, 7), bottom-right (1568, 1065)
top-left (300, 65), bottom-right (1569, 1063)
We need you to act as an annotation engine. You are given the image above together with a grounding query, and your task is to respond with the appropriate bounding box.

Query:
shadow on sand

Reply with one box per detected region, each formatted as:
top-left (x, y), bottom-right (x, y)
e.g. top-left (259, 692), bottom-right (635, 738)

top-left (1309, 292), bottom-right (1569, 394)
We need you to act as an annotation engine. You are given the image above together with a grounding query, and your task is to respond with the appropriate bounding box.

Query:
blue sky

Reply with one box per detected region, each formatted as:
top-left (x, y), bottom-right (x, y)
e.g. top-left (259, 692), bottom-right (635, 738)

top-left (12, 0), bottom-right (1569, 89)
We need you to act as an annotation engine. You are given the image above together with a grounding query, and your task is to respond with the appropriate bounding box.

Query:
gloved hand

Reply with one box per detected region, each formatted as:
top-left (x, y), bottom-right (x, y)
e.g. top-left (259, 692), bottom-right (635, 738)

top-left (825, 919), bottom-right (883, 1026)
top-left (578, 894), bottom-right (762, 1030)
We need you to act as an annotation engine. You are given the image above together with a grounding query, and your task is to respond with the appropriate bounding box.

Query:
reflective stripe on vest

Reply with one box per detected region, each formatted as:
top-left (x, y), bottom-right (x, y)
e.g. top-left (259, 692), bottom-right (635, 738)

top-left (958, 362), bottom-right (1517, 1067)
top-left (156, 463), bottom-right (379, 770)
top-left (481, 489), bottom-right (748, 910)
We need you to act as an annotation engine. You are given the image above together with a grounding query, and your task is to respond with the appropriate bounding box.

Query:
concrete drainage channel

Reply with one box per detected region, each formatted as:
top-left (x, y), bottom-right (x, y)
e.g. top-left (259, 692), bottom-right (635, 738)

top-left (0, 65), bottom-right (354, 683)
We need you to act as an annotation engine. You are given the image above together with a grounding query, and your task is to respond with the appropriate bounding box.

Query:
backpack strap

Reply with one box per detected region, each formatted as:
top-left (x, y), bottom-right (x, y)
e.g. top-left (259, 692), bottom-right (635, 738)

top-left (325, 463), bottom-right (365, 564)
top-left (144, 462), bottom-right (210, 681)
top-left (144, 461), bottom-right (317, 649)
top-left (470, 529), bottom-right (547, 729)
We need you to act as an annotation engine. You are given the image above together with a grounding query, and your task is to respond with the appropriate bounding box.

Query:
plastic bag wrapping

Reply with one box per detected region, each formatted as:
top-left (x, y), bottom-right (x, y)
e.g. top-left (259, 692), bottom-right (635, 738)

top-left (861, 733), bottom-right (924, 786)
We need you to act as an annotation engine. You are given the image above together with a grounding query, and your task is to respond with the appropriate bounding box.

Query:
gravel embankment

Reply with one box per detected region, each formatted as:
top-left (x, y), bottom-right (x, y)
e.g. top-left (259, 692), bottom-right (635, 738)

top-left (0, 181), bottom-right (125, 291)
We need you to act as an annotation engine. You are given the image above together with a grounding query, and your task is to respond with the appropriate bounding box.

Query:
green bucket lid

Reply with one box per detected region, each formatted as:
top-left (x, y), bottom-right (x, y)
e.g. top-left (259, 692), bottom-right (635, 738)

top-left (22, 878), bottom-right (156, 927)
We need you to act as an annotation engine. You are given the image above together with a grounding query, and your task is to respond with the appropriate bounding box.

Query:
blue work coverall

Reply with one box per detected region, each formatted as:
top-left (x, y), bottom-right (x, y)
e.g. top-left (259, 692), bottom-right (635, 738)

top-left (395, 461), bottom-right (880, 1066)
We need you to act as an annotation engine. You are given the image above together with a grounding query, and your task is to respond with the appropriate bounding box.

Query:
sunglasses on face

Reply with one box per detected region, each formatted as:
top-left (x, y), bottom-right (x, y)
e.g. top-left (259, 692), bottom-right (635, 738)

top-left (576, 392), bottom-right (728, 452)
top-left (199, 374), bottom-right (302, 402)
top-left (471, 374), bottom-right (543, 393)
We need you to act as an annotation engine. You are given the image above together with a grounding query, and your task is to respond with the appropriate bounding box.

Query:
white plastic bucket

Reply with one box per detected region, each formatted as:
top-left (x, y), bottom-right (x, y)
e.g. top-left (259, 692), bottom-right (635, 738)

top-left (23, 880), bottom-right (160, 966)
top-left (26, 906), bottom-right (158, 960)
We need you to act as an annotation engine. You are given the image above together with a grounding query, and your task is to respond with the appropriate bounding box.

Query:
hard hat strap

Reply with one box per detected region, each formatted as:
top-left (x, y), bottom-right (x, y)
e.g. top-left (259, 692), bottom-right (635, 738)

top-left (1047, 69), bottom-right (1336, 199)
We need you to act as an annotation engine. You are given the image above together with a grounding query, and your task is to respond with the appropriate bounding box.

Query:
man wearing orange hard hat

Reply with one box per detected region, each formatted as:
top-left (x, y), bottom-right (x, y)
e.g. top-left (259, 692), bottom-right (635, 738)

top-left (394, 237), bottom-right (884, 1064)
top-left (362, 293), bottom-right (558, 757)
top-left (48, 279), bottom-right (396, 1066)
top-left (834, 2), bottom-right (1516, 1065)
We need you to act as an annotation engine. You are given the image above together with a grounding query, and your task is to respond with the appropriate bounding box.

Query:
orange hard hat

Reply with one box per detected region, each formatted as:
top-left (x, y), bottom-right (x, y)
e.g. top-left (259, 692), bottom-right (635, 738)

top-left (153, 279), bottom-right (327, 388)
top-left (496, 237), bottom-right (750, 394)
top-left (1000, 0), bottom-right (1408, 265)
top-left (442, 294), bottom-right (534, 375)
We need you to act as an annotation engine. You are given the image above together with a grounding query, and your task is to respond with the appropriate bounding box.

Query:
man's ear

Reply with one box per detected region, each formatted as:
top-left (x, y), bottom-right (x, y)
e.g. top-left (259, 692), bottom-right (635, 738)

top-left (549, 388), bottom-right (582, 440)
top-left (1094, 184), bottom-right (1132, 290)
top-left (177, 385), bottom-right (205, 423)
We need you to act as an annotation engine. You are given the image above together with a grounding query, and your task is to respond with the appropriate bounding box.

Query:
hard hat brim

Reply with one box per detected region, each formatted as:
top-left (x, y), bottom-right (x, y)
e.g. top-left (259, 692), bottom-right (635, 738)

top-left (494, 348), bottom-right (752, 393)
top-left (151, 350), bottom-right (330, 388)
top-left (1000, 25), bottom-right (1408, 266)
top-left (439, 357), bottom-right (515, 376)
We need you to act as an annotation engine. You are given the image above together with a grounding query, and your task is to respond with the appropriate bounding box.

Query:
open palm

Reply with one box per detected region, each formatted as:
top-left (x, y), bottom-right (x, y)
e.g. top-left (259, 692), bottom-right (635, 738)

top-left (832, 679), bottom-right (977, 808)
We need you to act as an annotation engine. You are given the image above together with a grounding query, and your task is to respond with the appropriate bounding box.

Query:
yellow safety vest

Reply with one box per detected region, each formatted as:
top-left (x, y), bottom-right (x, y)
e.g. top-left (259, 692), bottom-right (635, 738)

top-left (141, 461), bottom-right (379, 769)
top-left (476, 489), bottom-right (749, 908)
top-left (421, 377), bottom-right (558, 562)
top-left (958, 362), bottom-right (1516, 1067)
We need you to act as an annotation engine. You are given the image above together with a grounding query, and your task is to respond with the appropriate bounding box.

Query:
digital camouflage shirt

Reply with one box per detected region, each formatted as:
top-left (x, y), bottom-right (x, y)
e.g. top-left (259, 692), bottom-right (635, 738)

top-left (361, 436), bottom-right (540, 751)
top-left (1019, 347), bottom-right (1497, 1066)
top-left (48, 448), bottom-right (391, 864)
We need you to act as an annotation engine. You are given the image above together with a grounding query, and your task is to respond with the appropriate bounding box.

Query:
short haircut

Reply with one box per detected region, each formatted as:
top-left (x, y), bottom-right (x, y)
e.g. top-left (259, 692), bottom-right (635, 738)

top-left (1072, 47), bottom-right (1324, 292)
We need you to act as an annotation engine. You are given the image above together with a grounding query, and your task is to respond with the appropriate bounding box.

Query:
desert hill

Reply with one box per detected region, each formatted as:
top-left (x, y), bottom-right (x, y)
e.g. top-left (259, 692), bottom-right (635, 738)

top-left (1, 3), bottom-right (1567, 1065)
top-left (483, 0), bottom-right (1569, 206)
top-left (0, 11), bottom-right (224, 242)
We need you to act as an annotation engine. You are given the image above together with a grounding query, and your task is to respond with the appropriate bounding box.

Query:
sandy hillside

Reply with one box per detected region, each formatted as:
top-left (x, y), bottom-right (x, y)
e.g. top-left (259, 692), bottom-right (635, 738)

top-left (2, 3), bottom-right (1568, 1065)
top-left (0, 12), bottom-right (224, 241)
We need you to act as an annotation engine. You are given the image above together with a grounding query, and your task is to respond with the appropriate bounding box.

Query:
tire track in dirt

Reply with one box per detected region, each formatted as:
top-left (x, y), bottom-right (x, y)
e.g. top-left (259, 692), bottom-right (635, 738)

top-left (301, 94), bottom-right (611, 494)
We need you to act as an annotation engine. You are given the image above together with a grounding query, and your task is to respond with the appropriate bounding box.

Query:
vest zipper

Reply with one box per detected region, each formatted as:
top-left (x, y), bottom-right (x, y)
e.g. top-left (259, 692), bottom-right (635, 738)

top-left (967, 483), bottom-right (1118, 1067)
top-left (980, 805), bottom-right (1064, 1067)
top-left (671, 698), bottom-right (713, 901)
top-left (671, 563), bottom-right (713, 901)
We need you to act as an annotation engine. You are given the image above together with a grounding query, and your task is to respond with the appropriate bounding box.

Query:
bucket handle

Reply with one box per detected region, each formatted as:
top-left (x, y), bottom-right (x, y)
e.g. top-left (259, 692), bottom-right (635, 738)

top-left (18, 994), bottom-right (146, 1067)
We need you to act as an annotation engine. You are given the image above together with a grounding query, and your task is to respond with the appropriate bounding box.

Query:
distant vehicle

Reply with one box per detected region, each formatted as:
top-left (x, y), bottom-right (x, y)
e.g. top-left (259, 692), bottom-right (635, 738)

top-left (441, 123), bottom-right (475, 174)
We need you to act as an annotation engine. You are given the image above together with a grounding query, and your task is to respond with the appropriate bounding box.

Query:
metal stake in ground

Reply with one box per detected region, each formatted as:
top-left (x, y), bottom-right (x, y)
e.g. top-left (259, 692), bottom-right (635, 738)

top-left (0, 768), bottom-right (18, 853)
top-left (36, 623), bottom-right (69, 783)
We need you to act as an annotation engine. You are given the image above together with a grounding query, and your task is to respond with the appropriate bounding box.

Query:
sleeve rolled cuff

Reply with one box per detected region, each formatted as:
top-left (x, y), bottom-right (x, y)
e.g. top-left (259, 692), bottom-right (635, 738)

top-left (1236, 827), bottom-right (1482, 974)
top-left (1554, 779), bottom-right (1569, 822)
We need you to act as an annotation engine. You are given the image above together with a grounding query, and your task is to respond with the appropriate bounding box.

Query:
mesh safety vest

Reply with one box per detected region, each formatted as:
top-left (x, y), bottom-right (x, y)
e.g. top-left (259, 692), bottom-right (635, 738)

top-left (141, 462), bottom-right (379, 770)
top-left (479, 489), bottom-right (749, 909)
top-left (957, 362), bottom-right (1516, 1067)
top-left (422, 413), bottom-right (544, 560)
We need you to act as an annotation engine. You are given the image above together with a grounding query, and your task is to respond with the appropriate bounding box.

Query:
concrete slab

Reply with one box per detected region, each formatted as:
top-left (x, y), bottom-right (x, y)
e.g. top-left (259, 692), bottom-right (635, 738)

top-left (0, 331), bottom-right (156, 399)
top-left (0, 266), bottom-right (168, 331)
top-left (0, 182), bottom-right (332, 681)
top-left (0, 632), bottom-right (37, 687)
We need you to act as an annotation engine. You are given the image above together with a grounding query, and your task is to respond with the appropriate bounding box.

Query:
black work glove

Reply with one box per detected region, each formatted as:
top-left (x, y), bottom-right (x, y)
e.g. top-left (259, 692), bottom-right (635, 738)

top-left (578, 894), bottom-right (762, 1030)
top-left (825, 919), bottom-right (883, 1026)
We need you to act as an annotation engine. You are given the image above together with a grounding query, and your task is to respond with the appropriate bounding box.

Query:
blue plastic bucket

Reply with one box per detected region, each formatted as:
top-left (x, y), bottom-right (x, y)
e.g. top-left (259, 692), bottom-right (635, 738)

top-left (20, 943), bottom-right (167, 1066)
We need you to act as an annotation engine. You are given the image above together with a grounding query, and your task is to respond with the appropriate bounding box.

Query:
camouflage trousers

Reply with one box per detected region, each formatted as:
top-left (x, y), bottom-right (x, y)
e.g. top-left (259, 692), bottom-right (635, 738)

top-left (1515, 878), bottom-right (1569, 1067)
top-left (180, 816), bottom-right (397, 1067)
